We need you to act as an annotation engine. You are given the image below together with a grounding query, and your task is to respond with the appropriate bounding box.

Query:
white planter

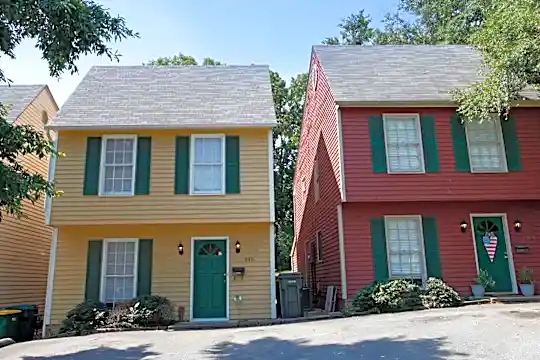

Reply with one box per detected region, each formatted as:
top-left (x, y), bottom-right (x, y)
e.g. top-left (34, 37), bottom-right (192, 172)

top-left (519, 283), bottom-right (535, 297)
top-left (471, 284), bottom-right (485, 297)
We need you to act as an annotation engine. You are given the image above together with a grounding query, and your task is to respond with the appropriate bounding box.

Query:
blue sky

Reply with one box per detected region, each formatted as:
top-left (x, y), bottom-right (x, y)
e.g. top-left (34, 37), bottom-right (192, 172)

top-left (2, 0), bottom-right (399, 106)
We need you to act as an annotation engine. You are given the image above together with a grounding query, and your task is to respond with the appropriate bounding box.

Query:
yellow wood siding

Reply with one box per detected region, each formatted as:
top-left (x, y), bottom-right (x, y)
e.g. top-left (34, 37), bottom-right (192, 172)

top-left (50, 222), bottom-right (271, 324)
top-left (50, 129), bottom-right (271, 225)
top-left (0, 88), bottom-right (58, 310)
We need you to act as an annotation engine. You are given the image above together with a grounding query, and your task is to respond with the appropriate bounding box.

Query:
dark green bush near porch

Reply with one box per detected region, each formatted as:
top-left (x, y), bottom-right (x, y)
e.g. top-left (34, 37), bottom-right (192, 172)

top-left (59, 295), bottom-right (176, 336)
top-left (421, 278), bottom-right (462, 308)
top-left (347, 278), bottom-right (462, 314)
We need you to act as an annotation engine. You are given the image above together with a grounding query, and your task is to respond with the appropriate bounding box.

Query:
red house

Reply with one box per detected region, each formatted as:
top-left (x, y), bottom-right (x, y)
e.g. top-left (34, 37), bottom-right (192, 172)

top-left (292, 45), bottom-right (540, 306)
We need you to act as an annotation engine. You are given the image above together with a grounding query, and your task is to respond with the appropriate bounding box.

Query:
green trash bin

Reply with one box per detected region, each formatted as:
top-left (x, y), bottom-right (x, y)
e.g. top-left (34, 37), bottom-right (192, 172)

top-left (0, 309), bottom-right (22, 341)
top-left (4, 305), bottom-right (38, 341)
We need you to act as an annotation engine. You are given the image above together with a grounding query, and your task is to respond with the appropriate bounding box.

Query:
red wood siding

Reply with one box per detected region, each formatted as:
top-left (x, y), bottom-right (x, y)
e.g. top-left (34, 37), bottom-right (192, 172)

top-left (341, 107), bottom-right (540, 202)
top-left (293, 53), bottom-right (343, 299)
top-left (343, 201), bottom-right (540, 297)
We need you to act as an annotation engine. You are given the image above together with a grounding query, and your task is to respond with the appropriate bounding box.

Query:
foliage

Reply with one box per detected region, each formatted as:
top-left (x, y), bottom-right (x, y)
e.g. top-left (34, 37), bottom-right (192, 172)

top-left (105, 302), bottom-right (155, 329)
top-left (373, 280), bottom-right (424, 312)
top-left (59, 300), bottom-right (108, 336)
top-left (0, 0), bottom-right (136, 220)
top-left (146, 54), bottom-right (223, 66)
top-left (421, 278), bottom-right (462, 308)
top-left (134, 295), bottom-right (176, 326)
top-left (518, 267), bottom-right (534, 284)
top-left (474, 269), bottom-right (496, 288)
top-left (325, 0), bottom-right (540, 123)
top-left (350, 281), bottom-right (382, 312)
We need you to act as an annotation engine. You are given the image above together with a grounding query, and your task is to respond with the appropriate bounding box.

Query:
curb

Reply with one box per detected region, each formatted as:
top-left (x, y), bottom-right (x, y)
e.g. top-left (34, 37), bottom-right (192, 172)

top-left (0, 338), bottom-right (15, 349)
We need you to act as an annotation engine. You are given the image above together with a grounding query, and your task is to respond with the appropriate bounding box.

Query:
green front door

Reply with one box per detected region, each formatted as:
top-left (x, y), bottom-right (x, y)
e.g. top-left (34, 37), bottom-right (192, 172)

top-left (193, 239), bottom-right (227, 319)
top-left (472, 216), bottom-right (513, 292)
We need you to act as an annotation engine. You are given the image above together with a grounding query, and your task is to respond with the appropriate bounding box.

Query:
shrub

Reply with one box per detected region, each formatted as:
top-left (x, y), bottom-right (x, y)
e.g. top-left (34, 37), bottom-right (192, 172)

top-left (133, 295), bottom-right (176, 326)
top-left (373, 279), bottom-right (423, 312)
top-left (59, 300), bottom-right (108, 336)
top-left (106, 302), bottom-right (154, 328)
top-left (350, 282), bottom-right (383, 312)
top-left (421, 278), bottom-right (462, 308)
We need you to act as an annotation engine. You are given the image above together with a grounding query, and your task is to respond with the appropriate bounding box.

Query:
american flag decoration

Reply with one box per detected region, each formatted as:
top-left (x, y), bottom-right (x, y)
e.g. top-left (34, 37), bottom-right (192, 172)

top-left (482, 232), bottom-right (498, 262)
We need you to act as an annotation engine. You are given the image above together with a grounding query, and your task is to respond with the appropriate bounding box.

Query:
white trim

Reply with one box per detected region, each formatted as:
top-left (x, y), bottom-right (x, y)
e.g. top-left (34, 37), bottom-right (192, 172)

top-left (42, 228), bottom-right (58, 336)
top-left (44, 140), bottom-right (58, 225)
top-left (268, 129), bottom-right (275, 222)
top-left (315, 231), bottom-right (323, 263)
top-left (98, 134), bottom-right (138, 197)
top-left (464, 118), bottom-right (508, 173)
top-left (468, 213), bottom-right (518, 293)
top-left (336, 105), bottom-right (347, 202)
top-left (337, 204), bottom-right (348, 300)
top-left (99, 238), bottom-right (139, 303)
top-left (189, 134), bottom-right (226, 195)
top-left (47, 123), bottom-right (276, 131)
top-left (382, 113), bottom-right (426, 174)
top-left (190, 236), bottom-right (230, 321)
top-left (269, 224), bottom-right (277, 319)
top-left (383, 215), bottom-right (428, 283)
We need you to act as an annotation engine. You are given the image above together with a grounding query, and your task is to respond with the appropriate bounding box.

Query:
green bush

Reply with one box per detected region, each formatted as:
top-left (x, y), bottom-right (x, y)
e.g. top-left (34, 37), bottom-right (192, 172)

top-left (373, 279), bottom-right (423, 312)
top-left (422, 278), bottom-right (462, 308)
top-left (106, 302), bottom-right (155, 328)
top-left (350, 282), bottom-right (382, 312)
top-left (59, 300), bottom-right (108, 336)
top-left (134, 295), bottom-right (176, 326)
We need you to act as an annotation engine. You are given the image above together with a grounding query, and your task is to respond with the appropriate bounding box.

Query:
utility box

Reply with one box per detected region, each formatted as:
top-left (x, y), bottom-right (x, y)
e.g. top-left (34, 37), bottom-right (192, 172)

top-left (278, 272), bottom-right (303, 318)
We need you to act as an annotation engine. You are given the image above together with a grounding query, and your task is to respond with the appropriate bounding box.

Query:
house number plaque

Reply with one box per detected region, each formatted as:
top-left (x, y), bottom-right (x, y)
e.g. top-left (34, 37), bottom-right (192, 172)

top-left (244, 257), bottom-right (254, 263)
top-left (514, 246), bottom-right (530, 253)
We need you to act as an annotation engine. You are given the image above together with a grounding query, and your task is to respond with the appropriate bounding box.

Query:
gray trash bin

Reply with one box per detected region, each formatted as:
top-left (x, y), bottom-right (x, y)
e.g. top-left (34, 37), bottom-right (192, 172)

top-left (278, 272), bottom-right (303, 318)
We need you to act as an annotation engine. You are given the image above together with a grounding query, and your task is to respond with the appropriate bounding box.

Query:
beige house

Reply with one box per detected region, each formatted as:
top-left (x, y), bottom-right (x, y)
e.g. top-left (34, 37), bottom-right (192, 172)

top-left (43, 65), bottom-right (277, 336)
top-left (0, 85), bottom-right (59, 311)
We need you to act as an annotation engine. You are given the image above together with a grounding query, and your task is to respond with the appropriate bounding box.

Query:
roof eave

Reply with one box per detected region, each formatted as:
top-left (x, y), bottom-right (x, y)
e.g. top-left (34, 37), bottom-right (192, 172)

top-left (46, 122), bottom-right (277, 131)
top-left (335, 99), bottom-right (540, 108)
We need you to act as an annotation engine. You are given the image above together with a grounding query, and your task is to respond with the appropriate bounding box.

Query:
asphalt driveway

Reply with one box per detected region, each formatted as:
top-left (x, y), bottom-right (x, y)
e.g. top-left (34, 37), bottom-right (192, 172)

top-left (1, 303), bottom-right (539, 360)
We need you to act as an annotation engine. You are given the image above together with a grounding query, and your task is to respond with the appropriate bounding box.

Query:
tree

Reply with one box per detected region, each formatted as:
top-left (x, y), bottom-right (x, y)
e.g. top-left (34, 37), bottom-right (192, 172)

top-left (0, 0), bottom-right (137, 220)
top-left (325, 0), bottom-right (540, 122)
top-left (146, 54), bottom-right (223, 66)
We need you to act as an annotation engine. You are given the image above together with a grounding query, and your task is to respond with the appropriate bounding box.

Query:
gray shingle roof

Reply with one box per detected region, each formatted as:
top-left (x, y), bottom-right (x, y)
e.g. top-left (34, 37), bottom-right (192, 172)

top-left (51, 65), bottom-right (277, 129)
top-left (0, 85), bottom-right (45, 121)
top-left (313, 45), bottom-right (540, 103)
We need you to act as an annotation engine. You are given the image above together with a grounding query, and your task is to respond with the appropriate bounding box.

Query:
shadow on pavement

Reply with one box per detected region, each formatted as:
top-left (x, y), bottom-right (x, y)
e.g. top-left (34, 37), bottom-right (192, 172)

top-left (205, 336), bottom-right (468, 359)
top-left (21, 344), bottom-right (158, 360)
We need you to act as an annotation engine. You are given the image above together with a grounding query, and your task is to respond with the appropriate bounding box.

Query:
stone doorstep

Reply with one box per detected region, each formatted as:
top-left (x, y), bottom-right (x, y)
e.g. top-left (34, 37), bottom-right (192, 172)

top-left (463, 295), bottom-right (540, 306)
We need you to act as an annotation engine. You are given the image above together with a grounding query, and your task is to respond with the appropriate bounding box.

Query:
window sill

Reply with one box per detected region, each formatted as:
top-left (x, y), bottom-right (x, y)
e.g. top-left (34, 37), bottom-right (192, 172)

top-left (189, 192), bottom-right (226, 196)
top-left (469, 169), bottom-right (508, 174)
top-left (386, 170), bottom-right (426, 175)
top-left (98, 193), bottom-right (135, 197)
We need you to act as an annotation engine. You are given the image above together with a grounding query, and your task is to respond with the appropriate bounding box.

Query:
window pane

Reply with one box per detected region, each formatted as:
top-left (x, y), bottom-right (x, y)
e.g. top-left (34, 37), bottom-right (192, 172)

top-left (386, 218), bottom-right (424, 278)
top-left (384, 117), bottom-right (423, 172)
top-left (193, 164), bottom-right (223, 193)
top-left (466, 120), bottom-right (505, 171)
top-left (103, 241), bottom-right (137, 303)
top-left (194, 137), bottom-right (222, 164)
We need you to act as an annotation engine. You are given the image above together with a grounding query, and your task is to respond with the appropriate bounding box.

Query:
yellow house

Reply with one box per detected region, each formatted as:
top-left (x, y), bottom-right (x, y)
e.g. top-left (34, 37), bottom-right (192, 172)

top-left (43, 65), bottom-right (277, 336)
top-left (0, 85), bottom-right (59, 311)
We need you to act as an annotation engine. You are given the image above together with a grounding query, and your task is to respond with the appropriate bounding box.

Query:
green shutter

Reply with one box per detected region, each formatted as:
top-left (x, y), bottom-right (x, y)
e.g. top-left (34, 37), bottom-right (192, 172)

top-left (135, 137), bottom-right (152, 195)
top-left (85, 240), bottom-right (103, 302)
top-left (368, 116), bottom-right (387, 173)
top-left (83, 137), bottom-right (102, 195)
top-left (174, 136), bottom-right (190, 194)
top-left (370, 218), bottom-right (389, 281)
top-left (420, 115), bottom-right (440, 172)
top-left (225, 135), bottom-right (240, 194)
top-left (450, 113), bottom-right (471, 172)
top-left (422, 217), bottom-right (442, 278)
top-left (501, 116), bottom-right (522, 171)
top-left (137, 239), bottom-right (153, 297)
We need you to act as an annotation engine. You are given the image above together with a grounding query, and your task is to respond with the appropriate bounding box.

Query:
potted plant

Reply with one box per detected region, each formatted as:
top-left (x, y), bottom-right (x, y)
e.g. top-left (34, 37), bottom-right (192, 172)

top-left (518, 267), bottom-right (535, 296)
top-left (471, 269), bottom-right (495, 297)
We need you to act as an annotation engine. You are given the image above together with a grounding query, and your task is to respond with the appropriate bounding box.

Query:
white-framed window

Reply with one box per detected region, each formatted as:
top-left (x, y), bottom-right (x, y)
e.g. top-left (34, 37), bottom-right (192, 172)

top-left (314, 157), bottom-right (320, 202)
top-left (315, 231), bottom-right (323, 262)
top-left (99, 135), bottom-right (137, 196)
top-left (383, 114), bottom-right (425, 174)
top-left (465, 118), bottom-right (507, 173)
top-left (190, 134), bottom-right (225, 195)
top-left (100, 239), bottom-right (138, 304)
top-left (384, 216), bottom-right (426, 280)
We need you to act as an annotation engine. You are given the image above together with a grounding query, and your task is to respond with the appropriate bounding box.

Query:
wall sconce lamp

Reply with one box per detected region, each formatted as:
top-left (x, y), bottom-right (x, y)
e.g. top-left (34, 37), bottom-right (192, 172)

top-left (178, 243), bottom-right (184, 255)
top-left (235, 241), bottom-right (241, 254)
top-left (514, 219), bottom-right (522, 232)
top-left (460, 220), bottom-right (468, 233)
